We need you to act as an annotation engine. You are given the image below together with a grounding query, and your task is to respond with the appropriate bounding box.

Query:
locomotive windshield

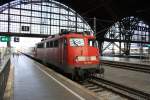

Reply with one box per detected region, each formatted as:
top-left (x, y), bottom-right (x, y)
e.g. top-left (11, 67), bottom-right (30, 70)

top-left (70, 38), bottom-right (84, 46)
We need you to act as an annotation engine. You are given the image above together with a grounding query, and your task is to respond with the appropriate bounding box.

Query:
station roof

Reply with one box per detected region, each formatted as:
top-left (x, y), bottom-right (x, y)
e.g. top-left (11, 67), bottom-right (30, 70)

top-left (0, 0), bottom-right (150, 39)
top-left (58, 0), bottom-right (150, 40)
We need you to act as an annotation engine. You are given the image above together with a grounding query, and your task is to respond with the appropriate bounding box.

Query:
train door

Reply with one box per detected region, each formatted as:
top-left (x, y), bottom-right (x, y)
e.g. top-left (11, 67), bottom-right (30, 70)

top-left (42, 42), bottom-right (47, 63)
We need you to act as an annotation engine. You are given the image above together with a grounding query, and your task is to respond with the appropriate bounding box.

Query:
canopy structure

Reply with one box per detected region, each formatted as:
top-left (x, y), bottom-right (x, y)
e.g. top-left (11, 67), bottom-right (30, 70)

top-left (0, 0), bottom-right (93, 37)
top-left (0, 0), bottom-right (150, 37)
top-left (57, 0), bottom-right (150, 36)
top-left (1, 0), bottom-right (150, 56)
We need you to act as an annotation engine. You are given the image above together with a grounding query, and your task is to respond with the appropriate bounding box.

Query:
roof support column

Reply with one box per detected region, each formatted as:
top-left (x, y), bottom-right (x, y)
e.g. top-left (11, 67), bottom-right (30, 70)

top-left (75, 12), bottom-right (77, 32)
top-left (7, 2), bottom-right (11, 47)
top-left (94, 17), bottom-right (96, 34)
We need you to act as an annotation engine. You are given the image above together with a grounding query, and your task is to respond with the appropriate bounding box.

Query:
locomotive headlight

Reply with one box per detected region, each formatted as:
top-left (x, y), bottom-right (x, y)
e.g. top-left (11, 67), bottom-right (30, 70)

top-left (77, 56), bottom-right (86, 61)
top-left (76, 56), bottom-right (97, 61)
top-left (90, 56), bottom-right (97, 61)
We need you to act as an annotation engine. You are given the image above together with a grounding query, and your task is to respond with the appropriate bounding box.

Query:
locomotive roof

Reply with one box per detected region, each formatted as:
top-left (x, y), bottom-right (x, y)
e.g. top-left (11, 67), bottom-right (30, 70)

top-left (65, 33), bottom-right (95, 38)
top-left (38, 33), bottom-right (95, 44)
top-left (52, 33), bottom-right (95, 39)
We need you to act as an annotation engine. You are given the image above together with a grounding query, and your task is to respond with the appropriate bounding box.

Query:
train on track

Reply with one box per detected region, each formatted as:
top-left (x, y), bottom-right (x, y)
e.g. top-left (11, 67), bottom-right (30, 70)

top-left (33, 31), bottom-right (102, 80)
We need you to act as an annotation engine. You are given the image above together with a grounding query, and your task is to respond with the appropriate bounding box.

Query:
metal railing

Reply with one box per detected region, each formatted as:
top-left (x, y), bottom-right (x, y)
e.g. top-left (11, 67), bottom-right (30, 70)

top-left (0, 48), bottom-right (6, 66)
top-left (0, 47), bottom-right (11, 100)
top-left (0, 48), bottom-right (10, 66)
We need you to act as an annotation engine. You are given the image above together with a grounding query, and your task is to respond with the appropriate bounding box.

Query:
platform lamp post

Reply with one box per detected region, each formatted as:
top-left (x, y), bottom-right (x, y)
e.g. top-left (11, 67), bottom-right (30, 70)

top-left (7, 2), bottom-right (11, 55)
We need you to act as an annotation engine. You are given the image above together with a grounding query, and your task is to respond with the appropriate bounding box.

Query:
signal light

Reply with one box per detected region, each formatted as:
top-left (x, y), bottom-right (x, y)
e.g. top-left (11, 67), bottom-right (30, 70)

top-left (14, 37), bottom-right (19, 42)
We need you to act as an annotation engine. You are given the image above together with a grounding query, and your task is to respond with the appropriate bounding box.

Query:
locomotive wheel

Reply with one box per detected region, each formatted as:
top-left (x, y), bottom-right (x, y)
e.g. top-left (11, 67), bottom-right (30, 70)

top-left (73, 68), bottom-right (84, 81)
top-left (73, 75), bottom-right (80, 81)
top-left (99, 67), bottom-right (105, 74)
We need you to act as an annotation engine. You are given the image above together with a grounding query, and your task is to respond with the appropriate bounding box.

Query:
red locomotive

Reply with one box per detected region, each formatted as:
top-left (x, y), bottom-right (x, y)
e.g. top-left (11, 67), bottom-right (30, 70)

top-left (34, 31), bottom-right (101, 80)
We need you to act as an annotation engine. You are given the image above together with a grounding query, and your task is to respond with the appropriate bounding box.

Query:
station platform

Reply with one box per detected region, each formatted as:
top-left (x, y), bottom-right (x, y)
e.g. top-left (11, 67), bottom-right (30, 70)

top-left (10, 54), bottom-right (98, 100)
top-left (101, 56), bottom-right (150, 93)
top-left (103, 65), bottom-right (150, 93)
top-left (101, 56), bottom-right (150, 65)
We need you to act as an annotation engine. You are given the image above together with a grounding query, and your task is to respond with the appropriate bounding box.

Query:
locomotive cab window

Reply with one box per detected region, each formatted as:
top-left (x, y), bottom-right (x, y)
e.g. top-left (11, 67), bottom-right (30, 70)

top-left (70, 38), bottom-right (84, 46)
top-left (88, 39), bottom-right (98, 47)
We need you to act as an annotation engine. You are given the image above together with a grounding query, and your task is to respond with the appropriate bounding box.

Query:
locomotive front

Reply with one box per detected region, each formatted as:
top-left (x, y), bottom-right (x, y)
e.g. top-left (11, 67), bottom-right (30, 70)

top-left (66, 33), bottom-right (100, 79)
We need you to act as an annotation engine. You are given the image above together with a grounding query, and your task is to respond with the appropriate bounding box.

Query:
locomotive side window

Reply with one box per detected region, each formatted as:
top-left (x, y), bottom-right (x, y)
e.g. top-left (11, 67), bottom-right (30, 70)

top-left (70, 38), bottom-right (84, 46)
top-left (88, 39), bottom-right (98, 47)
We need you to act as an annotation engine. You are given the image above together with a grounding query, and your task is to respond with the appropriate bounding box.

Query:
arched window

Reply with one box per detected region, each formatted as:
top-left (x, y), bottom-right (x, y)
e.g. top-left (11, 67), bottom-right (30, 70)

top-left (0, 0), bottom-right (92, 35)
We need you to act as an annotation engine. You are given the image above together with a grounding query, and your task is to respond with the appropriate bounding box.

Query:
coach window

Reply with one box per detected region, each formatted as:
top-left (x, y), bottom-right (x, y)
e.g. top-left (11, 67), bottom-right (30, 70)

top-left (37, 44), bottom-right (40, 48)
top-left (50, 41), bottom-right (53, 47)
top-left (44, 43), bottom-right (47, 48)
top-left (64, 39), bottom-right (67, 46)
top-left (41, 43), bottom-right (44, 48)
top-left (54, 40), bottom-right (59, 47)
top-left (46, 42), bottom-right (50, 48)
top-left (46, 42), bottom-right (48, 48)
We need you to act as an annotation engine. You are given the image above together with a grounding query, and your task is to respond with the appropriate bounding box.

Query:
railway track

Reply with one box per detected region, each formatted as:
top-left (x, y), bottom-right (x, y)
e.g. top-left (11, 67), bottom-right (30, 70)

top-left (81, 76), bottom-right (150, 100)
top-left (101, 60), bottom-right (150, 73)
top-left (80, 80), bottom-right (127, 100)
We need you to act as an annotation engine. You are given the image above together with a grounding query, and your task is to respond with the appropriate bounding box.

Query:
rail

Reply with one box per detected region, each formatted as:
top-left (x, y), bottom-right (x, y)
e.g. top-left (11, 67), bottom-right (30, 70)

top-left (89, 76), bottom-right (150, 100)
top-left (0, 47), bottom-right (11, 100)
top-left (101, 60), bottom-right (150, 73)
